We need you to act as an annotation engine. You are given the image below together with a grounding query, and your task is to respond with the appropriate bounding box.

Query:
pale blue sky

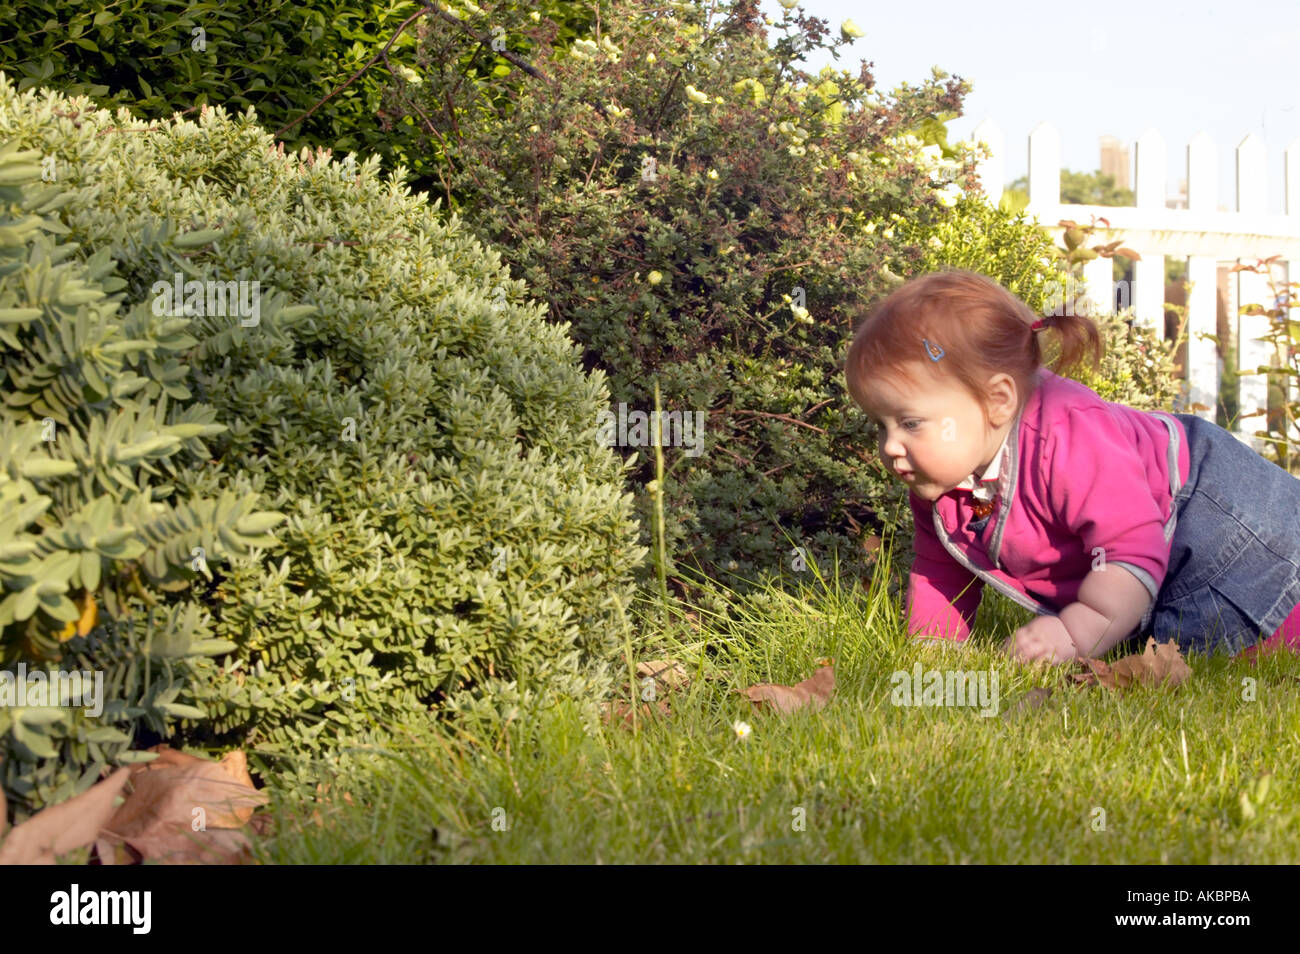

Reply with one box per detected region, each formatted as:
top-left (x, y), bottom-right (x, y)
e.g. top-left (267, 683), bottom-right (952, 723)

top-left (759, 0), bottom-right (1300, 213)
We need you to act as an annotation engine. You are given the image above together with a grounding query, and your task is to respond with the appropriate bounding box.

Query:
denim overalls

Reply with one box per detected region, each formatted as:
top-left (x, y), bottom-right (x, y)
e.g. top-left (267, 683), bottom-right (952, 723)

top-left (1123, 412), bottom-right (1300, 658)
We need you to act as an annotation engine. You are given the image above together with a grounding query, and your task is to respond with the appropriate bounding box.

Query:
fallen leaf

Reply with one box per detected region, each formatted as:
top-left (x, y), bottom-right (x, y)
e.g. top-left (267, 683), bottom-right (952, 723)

top-left (599, 698), bottom-right (670, 729)
top-left (96, 744), bottom-right (268, 865)
top-left (1070, 637), bottom-right (1191, 690)
top-left (98, 826), bottom-right (255, 866)
top-left (737, 660), bottom-right (835, 714)
top-left (0, 767), bottom-right (132, 865)
top-left (636, 659), bottom-right (690, 693)
top-left (92, 835), bottom-right (141, 866)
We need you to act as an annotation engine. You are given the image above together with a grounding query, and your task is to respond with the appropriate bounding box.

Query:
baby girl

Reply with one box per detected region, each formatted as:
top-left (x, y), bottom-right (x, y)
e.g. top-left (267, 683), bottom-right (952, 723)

top-left (844, 268), bottom-right (1300, 664)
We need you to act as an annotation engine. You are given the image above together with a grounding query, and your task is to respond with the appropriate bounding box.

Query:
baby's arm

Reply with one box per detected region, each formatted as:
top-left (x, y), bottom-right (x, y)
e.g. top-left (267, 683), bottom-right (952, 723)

top-left (1058, 565), bottom-right (1153, 658)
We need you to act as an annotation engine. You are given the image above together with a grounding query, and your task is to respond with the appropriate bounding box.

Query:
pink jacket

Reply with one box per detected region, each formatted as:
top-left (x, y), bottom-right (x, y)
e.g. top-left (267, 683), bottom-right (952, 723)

top-left (906, 366), bottom-right (1190, 641)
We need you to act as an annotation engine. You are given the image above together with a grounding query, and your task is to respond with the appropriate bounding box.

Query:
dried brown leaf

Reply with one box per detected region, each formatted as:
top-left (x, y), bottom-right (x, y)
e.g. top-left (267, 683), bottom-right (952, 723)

top-left (1071, 637), bottom-right (1191, 690)
top-left (98, 744), bottom-right (268, 865)
top-left (636, 659), bottom-right (690, 693)
top-left (737, 660), bottom-right (835, 714)
top-left (0, 767), bottom-right (132, 865)
top-left (599, 698), bottom-right (670, 729)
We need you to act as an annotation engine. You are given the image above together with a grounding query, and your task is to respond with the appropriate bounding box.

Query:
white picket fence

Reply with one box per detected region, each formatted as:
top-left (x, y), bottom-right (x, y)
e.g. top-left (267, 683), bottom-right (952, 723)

top-left (970, 120), bottom-right (1300, 461)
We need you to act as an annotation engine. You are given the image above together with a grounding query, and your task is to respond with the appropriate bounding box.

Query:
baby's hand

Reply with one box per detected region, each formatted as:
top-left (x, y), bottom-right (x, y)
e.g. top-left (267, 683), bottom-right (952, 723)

top-left (1003, 614), bottom-right (1077, 665)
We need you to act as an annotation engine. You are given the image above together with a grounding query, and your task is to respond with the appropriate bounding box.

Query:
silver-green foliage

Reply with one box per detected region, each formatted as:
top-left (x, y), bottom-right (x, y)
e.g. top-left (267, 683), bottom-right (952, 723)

top-left (0, 73), bottom-right (645, 810)
top-left (0, 138), bottom-right (286, 816)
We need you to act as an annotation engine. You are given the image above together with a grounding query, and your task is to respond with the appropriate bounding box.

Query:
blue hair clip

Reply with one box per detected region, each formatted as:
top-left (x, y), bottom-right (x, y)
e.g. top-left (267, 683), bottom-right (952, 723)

top-left (923, 338), bottom-right (944, 362)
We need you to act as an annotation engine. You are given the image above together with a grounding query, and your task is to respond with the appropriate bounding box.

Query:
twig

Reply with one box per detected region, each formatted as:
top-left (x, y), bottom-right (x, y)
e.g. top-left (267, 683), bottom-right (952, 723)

top-left (275, 7), bottom-right (431, 138)
top-left (721, 409), bottom-right (828, 435)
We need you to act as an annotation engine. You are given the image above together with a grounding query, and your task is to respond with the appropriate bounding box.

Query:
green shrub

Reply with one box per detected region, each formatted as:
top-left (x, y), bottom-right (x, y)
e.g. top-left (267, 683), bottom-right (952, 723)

top-left (396, 0), bottom-right (1157, 595)
top-left (0, 138), bottom-right (286, 818)
top-left (0, 73), bottom-right (645, 810)
top-left (0, 0), bottom-right (607, 198)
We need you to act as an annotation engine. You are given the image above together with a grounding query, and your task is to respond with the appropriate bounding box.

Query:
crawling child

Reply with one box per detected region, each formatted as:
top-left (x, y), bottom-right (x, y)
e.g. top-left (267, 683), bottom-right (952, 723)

top-left (844, 268), bottom-right (1300, 664)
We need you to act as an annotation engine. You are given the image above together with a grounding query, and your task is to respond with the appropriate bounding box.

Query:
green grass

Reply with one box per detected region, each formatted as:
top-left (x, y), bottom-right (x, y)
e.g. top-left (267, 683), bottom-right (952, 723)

top-left (247, 543), bottom-right (1300, 864)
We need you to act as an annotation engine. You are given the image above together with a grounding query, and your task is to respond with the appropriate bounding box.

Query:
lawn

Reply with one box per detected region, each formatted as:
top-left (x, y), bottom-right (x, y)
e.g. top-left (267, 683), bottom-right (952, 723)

top-left (247, 542), bottom-right (1300, 864)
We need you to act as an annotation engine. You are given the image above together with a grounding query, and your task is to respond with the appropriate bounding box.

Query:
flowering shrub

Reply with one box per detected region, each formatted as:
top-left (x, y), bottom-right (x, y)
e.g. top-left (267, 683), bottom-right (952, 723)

top-left (395, 0), bottom-right (1051, 590)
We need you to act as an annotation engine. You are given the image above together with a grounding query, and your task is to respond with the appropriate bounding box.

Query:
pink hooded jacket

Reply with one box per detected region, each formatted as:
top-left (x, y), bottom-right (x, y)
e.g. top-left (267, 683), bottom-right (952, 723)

top-left (905, 366), bottom-right (1192, 641)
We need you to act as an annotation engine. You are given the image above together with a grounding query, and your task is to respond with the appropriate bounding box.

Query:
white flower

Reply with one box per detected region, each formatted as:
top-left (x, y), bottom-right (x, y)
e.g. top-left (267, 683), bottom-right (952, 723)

top-left (841, 19), bottom-right (865, 39)
top-left (778, 0), bottom-right (799, 9)
top-left (646, 52), bottom-right (656, 64)
top-left (928, 236), bottom-right (943, 249)
top-left (395, 65), bottom-right (422, 85)
top-left (864, 221), bottom-right (877, 233)
top-left (707, 168), bottom-right (718, 180)
top-left (936, 182), bottom-right (963, 208)
top-left (733, 720), bottom-right (753, 740)
top-left (685, 84), bottom-right (711, 104)
top-left (792, 304), bottom-right (813, 323)
top-left (727, 559), bottom-right (739, 570)
top-left (571, 38), bottom-right (598, 59)
top-left (528, 124), bottom-right (540, 133)
top-left (529, 10), bottom-right (540, 21)
top-left (647, 270), bottom-right (663, 285)
top-left (882, 226), bottom-right (894, 239)
top-left (606, 102), bottom-right (629, 119)
top-left (600, 35), bottom-right (621, 57)
top-left (919, 144), bottom-right (942, 165)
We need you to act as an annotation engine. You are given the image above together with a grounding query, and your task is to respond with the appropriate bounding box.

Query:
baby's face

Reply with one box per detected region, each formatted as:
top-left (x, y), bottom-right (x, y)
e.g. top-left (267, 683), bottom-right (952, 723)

top-left (858, 366), bottom-right (1000, 501)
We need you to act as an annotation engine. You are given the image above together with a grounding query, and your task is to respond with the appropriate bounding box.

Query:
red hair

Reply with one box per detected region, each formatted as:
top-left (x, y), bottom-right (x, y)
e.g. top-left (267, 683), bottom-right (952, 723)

top-left (844, 269), bottom-right (1102, 426)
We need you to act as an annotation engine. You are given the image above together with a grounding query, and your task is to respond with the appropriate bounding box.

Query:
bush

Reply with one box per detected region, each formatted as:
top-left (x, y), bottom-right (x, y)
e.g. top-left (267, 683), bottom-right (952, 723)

top-left (0, 73), bottom-right (645, 812)
top-left (0, 138), bottom-right (286, 817)
top-left (396, 0), bottom-right (1154, 595)
top-left (0, 0), bottom-right (607, 197)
